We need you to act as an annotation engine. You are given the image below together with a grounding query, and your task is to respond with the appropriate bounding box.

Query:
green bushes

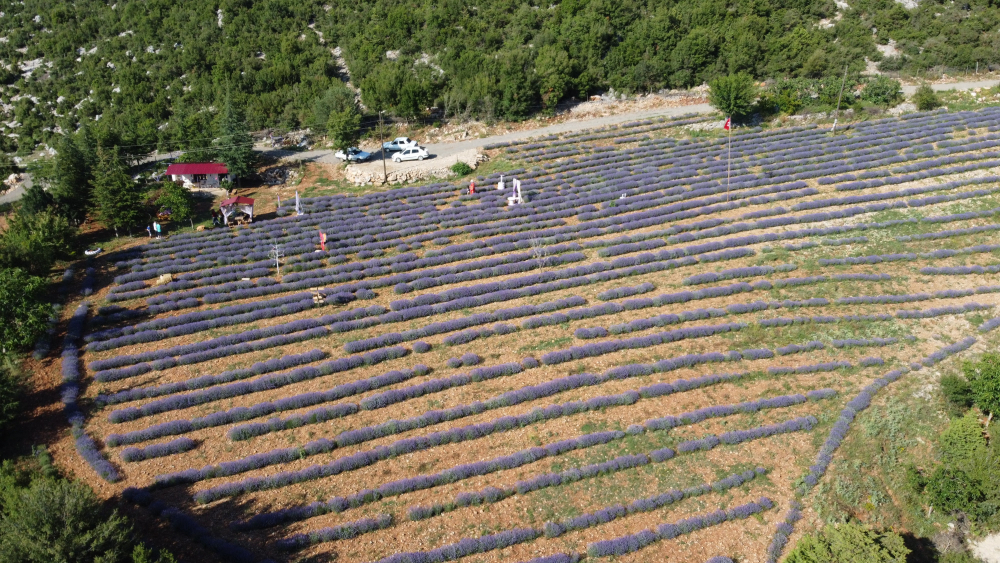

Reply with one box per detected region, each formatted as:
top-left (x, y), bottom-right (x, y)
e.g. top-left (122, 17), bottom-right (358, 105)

top-left (912, 85), bottom-right (942, 111)
top-left (940, 374), bottom-right (975, 415)
top-left (912, 355), bottom-right (1000, 523)
top-left (0, 359), bottom-right (24, 437)
top-left (0, 475), bottom-right (131, 563)
top-left (0, 268), bottom-right (52, 355)
top-left (0, 460), bottom-right (176, 563)
top-left (450, 162), bottom-right (474, 176)
top-left (785, 521), bottom-right (909, 563)
top-left (0, 212), bottom-right (76, 276)
top-left (964, 354), bottom-right (1000, 417)
top-left (861, 76), bottom-right (903, 107)
top-left (938, 411), bottom-right (987, 464)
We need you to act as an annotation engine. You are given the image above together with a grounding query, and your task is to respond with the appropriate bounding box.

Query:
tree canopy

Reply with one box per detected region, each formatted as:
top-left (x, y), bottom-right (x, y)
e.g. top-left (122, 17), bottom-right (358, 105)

top-left (0, 269), bottom-right (51, 355)
top-left (91, 147), bottom-right (145, 237)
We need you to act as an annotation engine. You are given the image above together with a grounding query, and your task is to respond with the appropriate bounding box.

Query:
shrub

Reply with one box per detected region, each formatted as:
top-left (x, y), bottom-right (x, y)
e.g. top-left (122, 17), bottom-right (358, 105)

top-left (940, 374), bottom-right (975, 415)
top-left (450, 162), bottom-right (474, 176)
top-left (926, 465), bottom-right (985, 515)
top-left (0, 478), bottom-right (132, 563)
top-left (912, 84), bottom-right (941, 111)
top-left (861, 76), bottom-right (903, 107)
top-left (938, 411), bottom-right (986, 465)
top-left (0, 358), bottom-right (24, 438)
top-left (962, 354), bottom-right (1000, 417)
top-left (785, 522), bottom-right (909, 563)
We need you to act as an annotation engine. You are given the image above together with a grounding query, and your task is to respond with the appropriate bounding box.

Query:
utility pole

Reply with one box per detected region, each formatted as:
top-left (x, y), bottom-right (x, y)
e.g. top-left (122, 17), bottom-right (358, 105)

top-left (832, 64), bottom-right (849, 133)
top-left (379, 110), bottom-right (388, 185)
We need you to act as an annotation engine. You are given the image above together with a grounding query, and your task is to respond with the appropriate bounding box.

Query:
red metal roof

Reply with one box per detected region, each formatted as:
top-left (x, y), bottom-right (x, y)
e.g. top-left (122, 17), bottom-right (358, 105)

top-left (166, 162), bottom-right (229, 175)
top-left (221, 196), bottom-right (255, 206)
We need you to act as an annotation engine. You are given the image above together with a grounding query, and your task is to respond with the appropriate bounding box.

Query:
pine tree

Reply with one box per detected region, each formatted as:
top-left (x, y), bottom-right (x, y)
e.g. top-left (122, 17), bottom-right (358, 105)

top-left (50, 135), bottom-right (91, 224)
top-left (18, 182), bottom-right (53, 216)
top-left (91, 147), bottom-right (145, 237)
top-left (216, 94), bottom-right (256, 186)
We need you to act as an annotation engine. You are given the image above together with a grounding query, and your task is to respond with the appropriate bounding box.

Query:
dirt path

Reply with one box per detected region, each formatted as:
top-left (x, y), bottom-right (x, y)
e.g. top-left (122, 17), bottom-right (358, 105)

top-left (972, 534), bottom-right (1000, 563)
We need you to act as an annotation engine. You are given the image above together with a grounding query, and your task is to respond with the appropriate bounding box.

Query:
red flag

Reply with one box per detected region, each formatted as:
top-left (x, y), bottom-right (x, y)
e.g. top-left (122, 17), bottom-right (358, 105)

top-left (319, 232), bottom-right (327, 251)
top-left (723, 117), bottom-right (731, 131)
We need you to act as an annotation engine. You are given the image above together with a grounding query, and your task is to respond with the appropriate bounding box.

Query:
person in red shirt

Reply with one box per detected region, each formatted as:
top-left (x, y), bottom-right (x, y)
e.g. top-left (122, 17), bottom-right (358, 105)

top-left (469, 179), bottom-right (476, 194)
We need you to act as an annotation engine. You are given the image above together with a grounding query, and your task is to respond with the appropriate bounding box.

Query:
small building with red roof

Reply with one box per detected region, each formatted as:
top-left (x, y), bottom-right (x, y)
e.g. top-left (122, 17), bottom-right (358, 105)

top-left (166, 162), bottom-right (229, 188)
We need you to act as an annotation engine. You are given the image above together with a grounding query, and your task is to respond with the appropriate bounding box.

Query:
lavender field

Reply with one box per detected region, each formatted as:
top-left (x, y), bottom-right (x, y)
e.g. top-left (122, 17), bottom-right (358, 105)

top-left (67, 107), bottom-right (1000, 562)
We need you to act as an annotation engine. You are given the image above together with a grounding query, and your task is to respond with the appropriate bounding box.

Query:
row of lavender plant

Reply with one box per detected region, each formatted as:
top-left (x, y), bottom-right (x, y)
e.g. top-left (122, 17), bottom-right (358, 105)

top-left (404, 392), bottom-right (825, 523)
top-left (104, 347), bottom-right (411, 445)
top-left (586, 498), bottom-right (775, 558)
top-left (97, 349), bottom-right (327, 406)
top-left (171, 366), bottom-right (747, 492)
top-left (231, 403), bottom-right (821, 534)
top-left (61, 302), bottom-right (120, 482)
top-left (324, 467), bottom-right (762, 558)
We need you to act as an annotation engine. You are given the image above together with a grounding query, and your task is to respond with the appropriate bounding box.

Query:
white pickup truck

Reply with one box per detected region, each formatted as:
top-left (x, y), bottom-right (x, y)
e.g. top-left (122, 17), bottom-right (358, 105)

top-left (382, 137), bottom-right (418, 152)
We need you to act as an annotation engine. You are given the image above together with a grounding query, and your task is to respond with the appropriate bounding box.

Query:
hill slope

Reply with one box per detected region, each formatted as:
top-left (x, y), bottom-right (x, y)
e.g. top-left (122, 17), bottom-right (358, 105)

top-left (0, 0), bottom-right (997, 154)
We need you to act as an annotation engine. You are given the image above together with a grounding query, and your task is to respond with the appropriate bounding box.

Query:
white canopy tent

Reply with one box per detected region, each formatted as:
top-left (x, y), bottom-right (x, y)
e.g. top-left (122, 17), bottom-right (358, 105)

top-left (220, 196), bottom-right (255, 225)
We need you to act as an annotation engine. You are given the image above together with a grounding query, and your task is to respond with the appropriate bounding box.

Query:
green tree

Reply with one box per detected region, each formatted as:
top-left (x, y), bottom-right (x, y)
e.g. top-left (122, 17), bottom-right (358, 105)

top-left (318, 87), bottom-right (363, 153)
top-left (49, 135), bottom-right (92, 225)
top-left (360, 63), bottom-right (403, 113)
top-left (0, 269), bottom-right (50, 355)
top-left (0, 211), bottom-right (76, 276)
top-left (18, 182), bottom-right (54, 216)
top-left (0, 153), bottom-right (15, 181)
top-left (312, 84), bottom-right (356, 133)
top-left (861, 76), bottom-right (903, 107)
top-left (785, 521), bottom-right (909, 563)
top-left (912, 84), bottom-right (942, 111)
top-left (708, 72), bottom-right (759, 120)
top-left (154, 183), bottom-right (195, 229)
top-left (963, 354), bottom-right (1000, 417)
top-left (536, 45), bottom-right (572, 110)
top-left (216, 94), bottom-right (257, 185)
top-left (0, 478), bottom-right (132, 563)
top-left (91, 147), bottom-right (145, 237)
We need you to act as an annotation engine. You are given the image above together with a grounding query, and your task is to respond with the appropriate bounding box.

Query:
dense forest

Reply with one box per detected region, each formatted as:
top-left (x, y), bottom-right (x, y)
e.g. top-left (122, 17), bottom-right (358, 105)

top-left (0, 0), bottom-right (997, 155)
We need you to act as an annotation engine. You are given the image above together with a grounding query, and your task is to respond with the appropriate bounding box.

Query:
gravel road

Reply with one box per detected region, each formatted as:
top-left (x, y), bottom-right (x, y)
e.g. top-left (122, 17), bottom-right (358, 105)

top-left (901, 79), bottom-right (997, 95)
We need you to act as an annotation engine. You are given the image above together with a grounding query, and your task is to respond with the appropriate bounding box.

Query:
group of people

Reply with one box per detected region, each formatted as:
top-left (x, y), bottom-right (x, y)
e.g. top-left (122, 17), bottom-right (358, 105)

top-left (146, 222), bottom-right (163, 238)
top-left (466, 174), bottom-right (523, 204)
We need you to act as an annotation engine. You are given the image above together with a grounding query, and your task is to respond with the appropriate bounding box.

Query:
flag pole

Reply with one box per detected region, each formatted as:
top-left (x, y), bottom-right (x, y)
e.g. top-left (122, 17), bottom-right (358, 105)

top-left (726, 116), bottom-right (732, 202)
top-left (832, 64), bottom-right (848, 133)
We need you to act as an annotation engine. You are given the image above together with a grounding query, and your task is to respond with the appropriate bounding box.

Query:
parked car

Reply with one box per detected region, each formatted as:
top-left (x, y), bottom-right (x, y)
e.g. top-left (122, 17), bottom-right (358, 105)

top-left (334, 147), bottom-right (371, 162)
top-left (392, 147), bottom-right (429, 162)
top-left (382, 137), bottom-right (418, 152)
